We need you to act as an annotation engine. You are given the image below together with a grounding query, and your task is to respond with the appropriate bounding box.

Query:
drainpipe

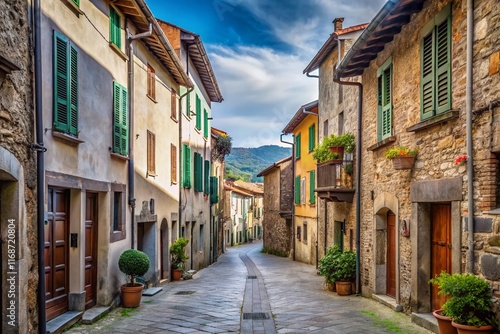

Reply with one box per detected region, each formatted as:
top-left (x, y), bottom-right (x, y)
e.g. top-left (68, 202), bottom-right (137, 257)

top-left (127, 22), bottom-right (152, 249)
top-left (333, 74), bottom-right (363, 295)
top-left (33, 0), bottom-right (47, 332)
top-left (280, 134), bottom-right (295, 260)
top-left (466, 0), bottom-right (474, 273)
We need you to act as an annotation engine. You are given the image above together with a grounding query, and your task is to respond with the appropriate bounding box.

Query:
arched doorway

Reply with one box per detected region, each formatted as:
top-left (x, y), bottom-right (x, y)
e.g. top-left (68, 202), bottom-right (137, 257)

top-left (160, 218), bottom-right (169, 280)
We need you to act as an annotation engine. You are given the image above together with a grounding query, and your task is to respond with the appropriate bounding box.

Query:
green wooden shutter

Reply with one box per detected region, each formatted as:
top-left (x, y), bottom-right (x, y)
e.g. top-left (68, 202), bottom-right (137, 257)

top-left (377, 75), bottom-right (383, 141)
top-left (309, 170), bottom-right (315, 204)
top-left (196, 95), bottom-right (201, 130)
top-left (204, 160), bottom-right (210, 194)
top-left (194, 153), bottom-right (203, 192)
top-left (54, 32), bottom-right (69, 133)
top-left (72, 0), bottom-right (80, 6)
top-left (186, 91), bottom-right (191, 116)
top-left (69, 45), bottom-right (78, 135)
top-left (295, 176), bottom-right (300, 204)
top-left (295, 133), bottom-right (301, 159)
top-left (381, 65), bottom-right (392, 139)
top-left (182, 144), bottom-right (191, 189)
top-left (113, 82), bottom-right (128, 155)
top-left (308, 124), bottom-right (315, 152)
top-left (420, 21), bottom-right (435, 120)
top-left (109, 6), bottom-right (121, 49)
top-left (435, 8), bottom-right (451, 114)
top-left (210, 176), bottom-right (219, 204)
top-left (203, 109), bottom-right (208, 138)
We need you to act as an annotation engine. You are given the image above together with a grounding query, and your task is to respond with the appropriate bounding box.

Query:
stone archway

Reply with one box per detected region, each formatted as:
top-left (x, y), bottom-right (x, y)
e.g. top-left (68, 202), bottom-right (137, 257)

top-left (373, 192), bottom-right (400, 304)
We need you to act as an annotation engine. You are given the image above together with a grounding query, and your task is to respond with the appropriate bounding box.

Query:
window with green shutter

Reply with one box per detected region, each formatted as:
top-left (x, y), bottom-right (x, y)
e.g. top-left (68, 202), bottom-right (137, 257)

top-left (210, 176), bottom-right (219, 204)
top-left (182, 144), bottom-right (191, 189)
top-left (308, 124), bottom-right (315, 152)
top-left (420, 4), bottom-right (451, 120)
top-left (377, 57), bottom-right (392, 142)
top-left (53, 31), bottom-right (78, 136)
top-left (309, 170), bottom-right (316, 204)
top-left (195, 94), bottom-right (201, 130)
top-left (203, 109), bottom-right (209, 138)
top-left (294, 175), bottom-right (301, 204)
top-left (295, 133), bottom-right (301, 159)
top-left (109, 6), bottom-right (121, 49)
top-left (113, 82), bottom-right (128, 155)
top-left (204, 160), bottom-right (210, 194)
top-left (194, 152), bottom-right (203, 192)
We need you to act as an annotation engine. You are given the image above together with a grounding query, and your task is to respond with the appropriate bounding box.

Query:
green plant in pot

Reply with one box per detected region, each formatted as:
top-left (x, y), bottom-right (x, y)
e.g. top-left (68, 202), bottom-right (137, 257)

top-left (332, 250), bottom-right (356, 296)
top-left (118, 249), bottom-right (150, 307)
top-left (170, 237), bottom-right (189, 281)
top-left (430, 272), bottom-right (495, 333)
top-left (312, 144), bottom-right (339, 163)
top-left (318, 245), bottom-right (342, 290)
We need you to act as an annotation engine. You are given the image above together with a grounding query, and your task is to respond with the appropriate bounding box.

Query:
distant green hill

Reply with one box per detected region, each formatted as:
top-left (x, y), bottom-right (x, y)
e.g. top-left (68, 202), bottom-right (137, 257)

top-left (225, 145), bottom-right (291, 182)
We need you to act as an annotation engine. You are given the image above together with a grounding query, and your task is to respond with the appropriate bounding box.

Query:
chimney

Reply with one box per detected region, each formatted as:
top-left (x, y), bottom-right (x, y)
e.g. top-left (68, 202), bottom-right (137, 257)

top-left (333, 17), bottom-right (344, 32)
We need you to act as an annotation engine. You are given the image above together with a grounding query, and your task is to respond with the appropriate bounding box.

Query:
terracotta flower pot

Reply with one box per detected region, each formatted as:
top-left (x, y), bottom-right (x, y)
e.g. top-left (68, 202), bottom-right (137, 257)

top-left (121, 283), bottom-right (143, 308)
top-left (327, 282), bottom-right (336, 292)
top-left (432, 309), bottom-right (457, 334)
top-left (335, 281), bottom-right (352, 296)
top-left (172, 268), bottom-right (182, 281)
top-left (391, 155), bottom-right (415, 170)
top-left (329, 146), bottom-right (345, 159)
top-left (451, 322), bottom-right (493, 334)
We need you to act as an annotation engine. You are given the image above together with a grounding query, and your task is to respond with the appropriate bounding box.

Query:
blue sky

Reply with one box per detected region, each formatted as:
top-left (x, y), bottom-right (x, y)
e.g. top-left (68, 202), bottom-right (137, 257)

top-left (148, 0), bottom-right (386, 147)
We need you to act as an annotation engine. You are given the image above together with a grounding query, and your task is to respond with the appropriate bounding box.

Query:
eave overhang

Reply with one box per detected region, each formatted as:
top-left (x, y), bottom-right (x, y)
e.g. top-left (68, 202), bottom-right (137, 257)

top-left (282, 100), bottom-right (318, 134)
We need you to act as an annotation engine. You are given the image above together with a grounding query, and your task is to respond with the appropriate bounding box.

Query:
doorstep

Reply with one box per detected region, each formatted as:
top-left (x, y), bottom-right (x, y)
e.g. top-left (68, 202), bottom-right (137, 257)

top-left (46, 311), bottom-right (83, 334)
top-left (142, 287), bottom-right (162, 296)
top-left (372, 294), bottom-right (403, 312)
top-left (81, 305), bottom-right (113, 324)
top-left (411, 312), bottom-right (438, 333)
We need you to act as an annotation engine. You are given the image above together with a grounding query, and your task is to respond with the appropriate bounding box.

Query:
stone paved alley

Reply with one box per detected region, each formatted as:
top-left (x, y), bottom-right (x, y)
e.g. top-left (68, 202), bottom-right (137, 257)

top-left (66, 242), bottom-right (431, 334)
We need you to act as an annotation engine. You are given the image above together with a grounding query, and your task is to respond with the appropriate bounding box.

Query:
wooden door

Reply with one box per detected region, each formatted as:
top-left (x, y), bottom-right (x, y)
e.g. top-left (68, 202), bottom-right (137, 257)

top-left (45, 188), bottom-right (69, 321)
top-left (160, 229), bottom-right (165, 279)
top-left (431, 204), bottom-right (452, 310)
top-left (84, 193), bottom-right (98, 310)
top-left (386, 212), bottom-right (396, 298)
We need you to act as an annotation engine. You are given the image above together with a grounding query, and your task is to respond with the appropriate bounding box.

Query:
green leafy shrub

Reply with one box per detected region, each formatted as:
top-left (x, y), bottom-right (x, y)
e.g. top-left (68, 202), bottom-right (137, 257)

top-left (326, 133), bottom-right (355, 153)
top-left (332, 250), bottom-right (356, 282)
top-left (170, 237), bottom-right (189, 270)
top-left (429, 272), bottom-right (494, 327)
top-left (318, 245), bottom-right (342, 284)
top-left (312, 145), bottom-right (339, 163)
top-left (118, 249), bottom-right (150, 286)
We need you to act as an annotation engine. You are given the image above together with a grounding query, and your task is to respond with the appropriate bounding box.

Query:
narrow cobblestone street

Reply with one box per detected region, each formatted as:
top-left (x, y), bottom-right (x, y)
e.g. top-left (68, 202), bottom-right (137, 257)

top-left (66, 242), bottom-right (431, 334)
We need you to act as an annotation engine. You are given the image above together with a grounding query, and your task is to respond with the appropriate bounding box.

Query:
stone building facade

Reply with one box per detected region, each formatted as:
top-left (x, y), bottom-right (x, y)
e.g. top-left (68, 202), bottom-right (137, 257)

top-left (0, 1), bottom-right (37, 332)
top-left (258, 156), bottom-right (293, 257)
top-left (335, 0), bottom-right (500, 326)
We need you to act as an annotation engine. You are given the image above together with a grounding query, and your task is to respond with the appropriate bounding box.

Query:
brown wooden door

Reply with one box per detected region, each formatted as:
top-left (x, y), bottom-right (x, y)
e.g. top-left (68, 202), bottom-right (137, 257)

top-left (45, 188), bottom-right (69, 321)
top-left (431, 204), bottom-right (452, 310)
top-left (84, 193), bottom-right (98, 310)
top-left (386, 212), bottom-right (396, 298)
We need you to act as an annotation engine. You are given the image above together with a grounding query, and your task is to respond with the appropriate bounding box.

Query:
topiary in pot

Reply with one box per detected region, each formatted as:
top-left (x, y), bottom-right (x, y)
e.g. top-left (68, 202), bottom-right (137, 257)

top-left (118, 249), bottom-right (150, 307)
top-left (332, 250), bottom-right (356, 296)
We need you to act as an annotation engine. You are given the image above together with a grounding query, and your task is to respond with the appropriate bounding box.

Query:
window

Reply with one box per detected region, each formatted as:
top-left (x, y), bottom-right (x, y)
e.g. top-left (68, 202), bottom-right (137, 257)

top-left (203, 109), bottom-right (209, 138)
top-left (308, 123), bottom-right (315, 152)
top-left (113, 192), bottom-right (121, 232)
top-left (110, 184), bottom-right (126, 242)
top-left (113, 82), bottom-right (128, 155)
top-left (420, 4), bottom-right (451, 120)
top-left (377, 58), bottom-right (393, 141)
top-left (309, 170), bottom-right (315, 204)
top-left (295, 133), bottom-right (301, 159)
top-left (147, 64), bottom-right (156, 100)
top-left (210, 176), bottom-right (219, 204)
top-left (303, 222), bottom-right (308, 242)
top-left (294, 175), bottom-right (301, 204)
top-left (147, 130), bottom-right (156, 175)
top-left (109, 6), bottom-right (121, 49)
top-left (53, 31), bottom-right (78, 136)
top-left (301, 177), bottom-right (306, 204)
top-left (199, 224), bottom-right (204, 251)
top-left (204, 160), bottom-right (210, 195)
top-left (182, 144), bottom-right (191, 188)
top-left (338, 111), bottom-right (344, 135)
top-left (171, 88), bottom-right (177, 120)
top-left (171, 144), bottom-right (177, 183)
top-left (323, 120), bottom-right (329, 137)
top-left (194, 152), bottom-right (203, 192)
top-left (195, 94), bottom-right (201, 130)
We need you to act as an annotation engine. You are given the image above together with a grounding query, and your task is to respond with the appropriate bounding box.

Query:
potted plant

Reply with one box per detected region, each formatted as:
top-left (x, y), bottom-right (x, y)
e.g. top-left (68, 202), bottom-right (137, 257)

top-left (170, 237), bottom-right (189, 281)
top-left (326, 133), bottom-right (355, 159)
top-left (118, 249), bottom-right (150, 307)
top-left (385, 146), bottom-right (418, 170)
top-left (430, 272), bottom-right (495, 334)
top-left (312, 143), bottom-right (340, 163)
top-left (332, 250), bottom-right (356, 296)
top-left (318, 245), bottom-right (342, 291)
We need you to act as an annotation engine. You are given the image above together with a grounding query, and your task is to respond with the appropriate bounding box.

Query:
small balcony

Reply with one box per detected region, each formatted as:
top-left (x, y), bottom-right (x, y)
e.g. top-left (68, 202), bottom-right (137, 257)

top-left (315, 159), bottom-right (355, 203)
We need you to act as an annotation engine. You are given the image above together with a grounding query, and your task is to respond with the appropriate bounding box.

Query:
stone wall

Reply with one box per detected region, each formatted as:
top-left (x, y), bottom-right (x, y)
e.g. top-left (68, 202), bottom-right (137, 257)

top-left (0, 0), bottom-right (37, 332)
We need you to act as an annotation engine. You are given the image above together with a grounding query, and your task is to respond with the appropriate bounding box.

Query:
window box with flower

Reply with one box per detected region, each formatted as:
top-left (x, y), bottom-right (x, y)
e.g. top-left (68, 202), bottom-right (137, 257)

top-left (385, 146), bottom-right (418, 170)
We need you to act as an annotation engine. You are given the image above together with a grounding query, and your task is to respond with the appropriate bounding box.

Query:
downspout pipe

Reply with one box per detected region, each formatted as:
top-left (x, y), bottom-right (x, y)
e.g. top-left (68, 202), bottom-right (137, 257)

top-left (127, 23), bottom-right (152, 249)
top-left (280, 134), bottom-right (295, 260)
top-left (34, 0), bottom-right (47, 331)
top-left (466, 0), bottom-right (474, 273)
top-left (333, 74), bottom-right (363, 295)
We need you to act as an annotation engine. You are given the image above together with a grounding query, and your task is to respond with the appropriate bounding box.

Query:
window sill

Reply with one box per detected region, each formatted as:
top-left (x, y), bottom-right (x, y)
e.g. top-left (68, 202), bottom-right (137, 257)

top-left (406, 109), bottom-right (459, 133)
top-left (367, 136), bottom-right (396, 152)
top-left (110, 230), bottom-right (126, 243)
top-left (52, 131), bottom-right (84, 146)
top-left (110, 152), bottom-right (129, 161)
top-left (171, 116), bottom-right (178, 123)
top-left (62, 0), bottom-right (83, 17)
top-left (487, 208), bottom-right (500, 215)
top-left (109, 43), bottom-right (128, 61)
top-left (147, 172), bottom-right (157, 178)
top-left (147, 94), bottom-right (157, 103)
top-left (194, 127), bottom-right (201, 134)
